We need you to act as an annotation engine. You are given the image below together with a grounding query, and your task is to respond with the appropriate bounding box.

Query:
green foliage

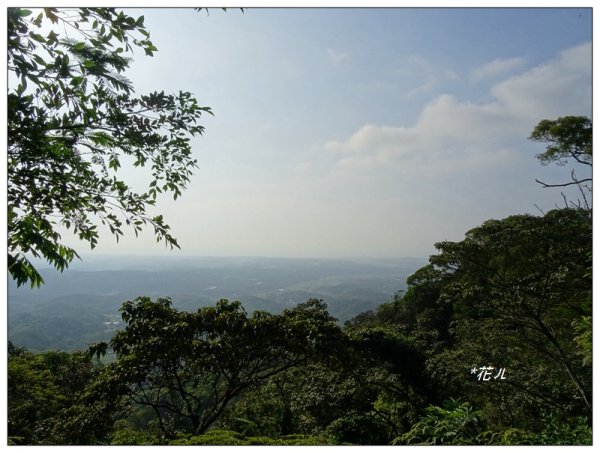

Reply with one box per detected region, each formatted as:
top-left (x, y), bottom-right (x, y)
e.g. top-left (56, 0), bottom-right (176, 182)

top-left (7, 346), bottom-right (101, 444)
top-left (217, 379), bottom-right (295, 438)
top-left (345, 326), bottom-right (428, 399)
top-left (171, 429), bottom-right (335, 445)
top-left (528, 415), bottom-right (592, 445)
top-left (345, 207), bottom-right (592, 443)
top-left (274, 434), bottom-right (338, 445)
top-left (346, 265), bottom-right (452, 353)
top-left (573, 315), bottom-right (592, 366)
top-left (8, 7), bottom-right (211, 287)
top-left (172, 429), bottom-right (251, 445)
top-left (281, 326), bottom-right (429, 444)
top-left (528, 116), bottom-right (592, 212)
top-left (529, 116), bottom-right (592, 167)
top-left (326, 414), bottom-right (388, 445)
top-left (480, 415), bottom-right (592, 445)
top-left (109, 423), bottom-right (161, 445)
top-left (428, 208), bottom-right (592, 418)
top-left (80, 297), bottom-right (343, 440)
top-left (394, 399), bottom-right (483, 445)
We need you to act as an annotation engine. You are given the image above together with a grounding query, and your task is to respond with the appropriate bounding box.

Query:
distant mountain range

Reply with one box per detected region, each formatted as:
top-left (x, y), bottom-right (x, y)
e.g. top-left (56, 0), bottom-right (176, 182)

top-left (8, 255), bottom-right (426, 352)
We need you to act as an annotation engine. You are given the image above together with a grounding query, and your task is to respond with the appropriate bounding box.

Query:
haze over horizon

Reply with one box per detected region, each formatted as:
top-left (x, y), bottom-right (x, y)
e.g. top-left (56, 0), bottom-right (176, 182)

top-left (23, 6), bottom-right (595, 261)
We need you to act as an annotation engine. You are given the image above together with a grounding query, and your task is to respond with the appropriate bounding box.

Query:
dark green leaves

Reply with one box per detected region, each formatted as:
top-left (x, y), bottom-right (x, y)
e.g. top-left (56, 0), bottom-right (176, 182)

top-left (528, 116), bottom-right (592, 205)
top-left (44, 8), bottom-right (59, 24)
top-left (427, 209), bottom-right (592, 424)
top-left (143, 43), bottom-right (158, 56)
top-left (83, 297), bottom-right (343, 439)
top-left (7, 7), bottom-right (210, 286)
top-left (7, 345), bottom-right (103, 444)
top-left (529, 116), bottom-right (592, 166)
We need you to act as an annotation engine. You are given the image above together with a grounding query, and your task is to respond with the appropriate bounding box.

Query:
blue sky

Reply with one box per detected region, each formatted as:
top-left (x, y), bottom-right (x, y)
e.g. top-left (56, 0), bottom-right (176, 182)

top-left (26, 6), bottom-right (596, 259)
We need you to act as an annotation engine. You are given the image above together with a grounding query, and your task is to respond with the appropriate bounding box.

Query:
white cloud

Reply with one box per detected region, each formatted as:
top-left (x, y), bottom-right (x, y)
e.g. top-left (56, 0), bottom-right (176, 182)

top-left (324, 42), bottom-right (591, 174)
top-left (492, 41), bottom-right (592, 119)
top-left (471, 56), bottom-right (526, 81)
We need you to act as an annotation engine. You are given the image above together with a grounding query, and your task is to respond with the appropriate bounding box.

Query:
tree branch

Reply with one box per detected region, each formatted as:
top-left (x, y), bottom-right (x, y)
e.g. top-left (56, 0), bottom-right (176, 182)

top-left (535, 178), bottom-right (592, 188)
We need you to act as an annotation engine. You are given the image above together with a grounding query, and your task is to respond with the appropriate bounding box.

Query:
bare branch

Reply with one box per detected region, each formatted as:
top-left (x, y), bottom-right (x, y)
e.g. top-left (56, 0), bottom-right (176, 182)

top-left (535, 177), bottom-right (592, 188)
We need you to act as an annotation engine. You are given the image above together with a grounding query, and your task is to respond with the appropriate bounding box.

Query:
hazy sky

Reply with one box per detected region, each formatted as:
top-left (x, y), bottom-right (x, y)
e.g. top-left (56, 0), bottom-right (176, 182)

top-left (43, 6), bottom-right (596, 258)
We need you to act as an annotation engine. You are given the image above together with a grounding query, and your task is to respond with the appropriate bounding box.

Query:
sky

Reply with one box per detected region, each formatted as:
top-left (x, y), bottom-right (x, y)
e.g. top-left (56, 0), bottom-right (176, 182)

top-left (7, 4), bottom-right (596, 260)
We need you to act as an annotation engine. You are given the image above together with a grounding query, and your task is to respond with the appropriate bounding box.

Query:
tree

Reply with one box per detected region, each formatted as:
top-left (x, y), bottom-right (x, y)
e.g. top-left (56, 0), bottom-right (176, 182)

top-left (8, 8), bottom-right (211, 287)
top-left (345, 264), bottom-right (454, 355)
top-left (428, 209), bottom-right (592, 424)
top-left (7, 346), bottom-right (100, 444)
top-left (528, 116), bottom-right (592, 212)
top-left (62, 298), bottom-right (343, 443)
top-left (339, 327), bottom-right (431, 442)
top-left (361, 208), bottom-right (592, 441)
top-left (529, 116), bottom-right (592, 177)
top-left (270, 325), bottom-right (431, 445)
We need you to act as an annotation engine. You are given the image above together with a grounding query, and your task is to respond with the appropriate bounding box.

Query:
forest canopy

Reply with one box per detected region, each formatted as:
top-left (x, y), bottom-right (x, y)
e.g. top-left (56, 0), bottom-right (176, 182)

top-left (8, 199), bottom-right (592, 445)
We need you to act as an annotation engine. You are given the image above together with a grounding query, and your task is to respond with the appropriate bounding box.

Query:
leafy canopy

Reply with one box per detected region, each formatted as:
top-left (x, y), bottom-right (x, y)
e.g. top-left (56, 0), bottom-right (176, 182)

top-left (528, 116), bottom-right (592, 196)
top-left (424, 209), bottom-right (591, 428)
top-left (529, 116), bottom-right (592, 167)
top-left (8, 345), bottom-right (100, 445)
top-left (8, 8), bottom-right (212, 287)
top-left (77, 298), bottom-right (342, 442)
